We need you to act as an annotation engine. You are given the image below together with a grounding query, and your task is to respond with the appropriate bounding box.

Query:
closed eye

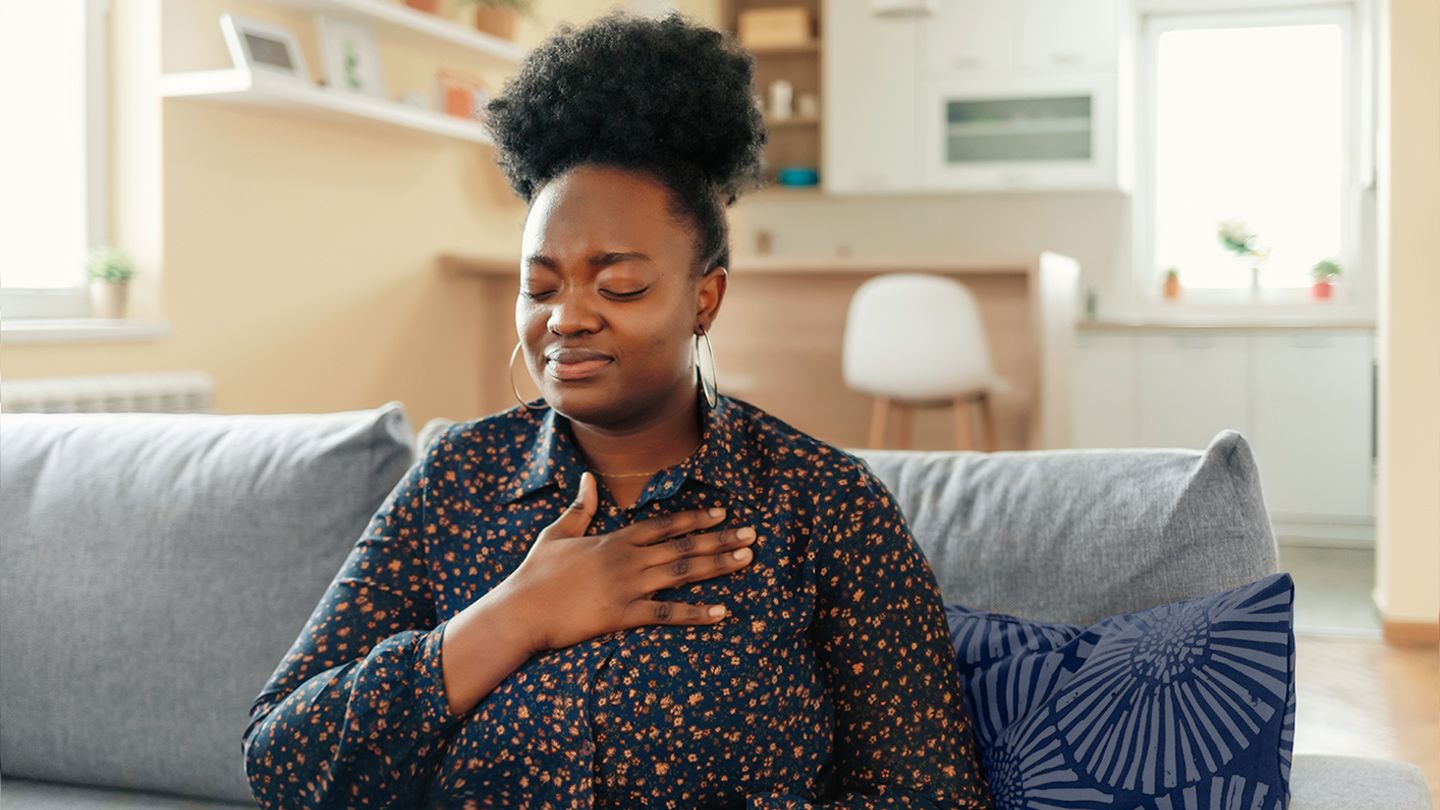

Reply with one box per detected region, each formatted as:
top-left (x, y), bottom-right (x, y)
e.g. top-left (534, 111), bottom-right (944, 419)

top-left (520, 289), bottom-right (555, 301)
top-left (603, 287), bottom-right (649, 300)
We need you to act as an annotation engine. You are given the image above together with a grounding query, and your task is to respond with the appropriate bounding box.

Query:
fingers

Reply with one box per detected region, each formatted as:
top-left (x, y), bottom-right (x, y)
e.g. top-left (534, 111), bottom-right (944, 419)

top-left (638, 533), bottom-right (756, 594)
top-left (616, 506), bottom-right (728, 546)
top-left (640, 525), bottom-right (756, 569)
top-left (539, 471), bottom-right (597, 540)
top-left (622, 599), bottom-right (728, 627)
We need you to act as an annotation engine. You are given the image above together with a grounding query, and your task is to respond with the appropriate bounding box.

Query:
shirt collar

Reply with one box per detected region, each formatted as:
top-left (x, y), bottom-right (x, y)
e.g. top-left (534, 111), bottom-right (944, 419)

top-left (501, 390), bottom-right (761, 510)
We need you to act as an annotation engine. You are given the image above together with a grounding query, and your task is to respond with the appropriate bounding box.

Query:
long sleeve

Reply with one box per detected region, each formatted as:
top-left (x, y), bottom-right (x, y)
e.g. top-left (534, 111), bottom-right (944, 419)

top-left (241, 432), bottom-right (469, 809)
top-left (747, 468), bottom-right (993, 809)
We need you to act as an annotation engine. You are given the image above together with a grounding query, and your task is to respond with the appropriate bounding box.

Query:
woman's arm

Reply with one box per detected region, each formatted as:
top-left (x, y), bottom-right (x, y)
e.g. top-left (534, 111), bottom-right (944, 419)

top-left (747, 467), bottom-right (994, 809)
top-left (241, 428), bottom-right (492, 810)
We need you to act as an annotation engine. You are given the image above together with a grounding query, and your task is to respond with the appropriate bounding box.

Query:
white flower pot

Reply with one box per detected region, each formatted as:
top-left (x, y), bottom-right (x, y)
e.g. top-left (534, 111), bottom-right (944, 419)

top-left (89, 280), bottom-right (130, 319)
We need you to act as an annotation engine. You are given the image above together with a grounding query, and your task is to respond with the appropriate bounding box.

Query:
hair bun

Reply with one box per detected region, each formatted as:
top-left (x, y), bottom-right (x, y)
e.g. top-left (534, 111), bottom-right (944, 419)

top-left (483, 10), bottom-right (767, 205)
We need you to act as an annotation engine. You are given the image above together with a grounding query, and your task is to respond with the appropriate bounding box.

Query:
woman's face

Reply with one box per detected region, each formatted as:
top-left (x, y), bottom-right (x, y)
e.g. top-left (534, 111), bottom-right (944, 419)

top-left (516, 164), bottom-right (726, 428)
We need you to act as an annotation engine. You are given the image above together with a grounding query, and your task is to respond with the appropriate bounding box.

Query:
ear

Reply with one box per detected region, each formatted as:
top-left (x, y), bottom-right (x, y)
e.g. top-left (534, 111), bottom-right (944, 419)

top-left (694, 266), bottom-right (728, 334)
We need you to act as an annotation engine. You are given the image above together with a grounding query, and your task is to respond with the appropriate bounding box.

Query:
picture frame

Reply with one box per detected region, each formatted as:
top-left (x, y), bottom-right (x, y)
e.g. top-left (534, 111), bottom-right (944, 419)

top-left (315, 15), bottom-right (387, 98)
top-left (219, 13), bottom-right (311, 83)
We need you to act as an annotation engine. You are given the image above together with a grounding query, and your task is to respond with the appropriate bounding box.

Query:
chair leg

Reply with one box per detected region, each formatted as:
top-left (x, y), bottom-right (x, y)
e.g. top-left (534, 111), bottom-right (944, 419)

top-left (868, 397), bottom-right (891, 448)
top-left (895, 403), bottom-right (913, 449)
top-left (953, 398), bottom-right (976, 451)
top-left (977, 392), bottom-right (998, 452)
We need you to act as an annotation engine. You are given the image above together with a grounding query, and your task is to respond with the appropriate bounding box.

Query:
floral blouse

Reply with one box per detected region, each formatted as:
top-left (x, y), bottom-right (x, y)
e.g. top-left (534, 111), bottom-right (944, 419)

top-left (242, 391), bottom-right (993, 809)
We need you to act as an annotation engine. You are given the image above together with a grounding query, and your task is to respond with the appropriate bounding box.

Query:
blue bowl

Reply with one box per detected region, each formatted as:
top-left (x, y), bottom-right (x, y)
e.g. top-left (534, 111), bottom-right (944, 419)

top-left (776, 166), bottom-right (819, 186)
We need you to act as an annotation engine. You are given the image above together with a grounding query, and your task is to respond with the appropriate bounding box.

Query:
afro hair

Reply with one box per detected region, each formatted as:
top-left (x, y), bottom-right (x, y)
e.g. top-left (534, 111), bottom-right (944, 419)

top-left (482, 9), bottom-right (768, 274)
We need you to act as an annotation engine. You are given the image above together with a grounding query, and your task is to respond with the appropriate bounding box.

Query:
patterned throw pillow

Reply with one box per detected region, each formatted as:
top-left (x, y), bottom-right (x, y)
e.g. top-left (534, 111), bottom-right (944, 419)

top-left (945, 573), bottom-right (1297, 810)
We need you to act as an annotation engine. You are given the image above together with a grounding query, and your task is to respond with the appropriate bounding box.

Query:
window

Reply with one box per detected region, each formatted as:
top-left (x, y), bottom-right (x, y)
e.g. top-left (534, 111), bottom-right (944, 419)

top-left (0, 0), bottom-right (109, 319)
top-left (1136, 4), bottom-right (1363, 301)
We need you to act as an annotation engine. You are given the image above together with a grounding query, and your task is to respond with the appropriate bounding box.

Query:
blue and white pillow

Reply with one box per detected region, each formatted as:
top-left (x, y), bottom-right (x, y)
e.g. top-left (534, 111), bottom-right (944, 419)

top-left (945, 573), bottom-right (1297, 810)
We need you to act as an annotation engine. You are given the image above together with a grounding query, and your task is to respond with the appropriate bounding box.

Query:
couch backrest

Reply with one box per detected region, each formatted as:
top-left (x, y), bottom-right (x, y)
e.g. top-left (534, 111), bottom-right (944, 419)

top-left (416, 417), bottom-right (1279, 623)
top-left (0, 402), bottom-right (416, 804)
top-left (850, 430), bottom-right (1279, 623)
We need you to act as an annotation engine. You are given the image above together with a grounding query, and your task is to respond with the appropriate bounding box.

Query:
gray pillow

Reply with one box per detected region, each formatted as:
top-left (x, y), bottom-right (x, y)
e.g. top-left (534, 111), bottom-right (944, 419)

top-left (0, 402), bottom-right (416, 804)
top-left (850, 430), bottom-right (1278, 623)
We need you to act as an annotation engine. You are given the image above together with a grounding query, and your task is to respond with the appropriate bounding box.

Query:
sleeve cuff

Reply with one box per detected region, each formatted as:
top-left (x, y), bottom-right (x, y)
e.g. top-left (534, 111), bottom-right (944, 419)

top-left (415, 618), bottom-right (468, 734)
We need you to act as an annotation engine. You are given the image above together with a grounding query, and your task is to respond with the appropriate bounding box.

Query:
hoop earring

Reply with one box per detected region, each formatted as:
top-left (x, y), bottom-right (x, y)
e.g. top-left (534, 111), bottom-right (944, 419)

top-left (694, 325), bottom-right (718, 409)
top-left (509, 340), bottom-right (545, 410)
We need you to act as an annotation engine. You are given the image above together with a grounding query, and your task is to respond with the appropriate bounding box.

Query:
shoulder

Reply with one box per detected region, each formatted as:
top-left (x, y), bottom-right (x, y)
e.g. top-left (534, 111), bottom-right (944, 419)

top-left (418, 403), bottom-right (547, 477)
top-left (720, 394), bottom-right (890, 504)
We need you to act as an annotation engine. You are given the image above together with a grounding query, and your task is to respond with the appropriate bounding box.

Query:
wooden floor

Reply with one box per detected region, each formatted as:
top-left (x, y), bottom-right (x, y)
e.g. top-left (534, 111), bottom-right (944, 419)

top-left (1294, 633), bottom-right (1439, 802)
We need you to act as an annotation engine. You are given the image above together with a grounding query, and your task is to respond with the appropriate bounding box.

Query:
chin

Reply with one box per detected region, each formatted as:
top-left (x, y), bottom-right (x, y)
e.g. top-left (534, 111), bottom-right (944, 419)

top-left (540, 382), bottom-right (624, 424)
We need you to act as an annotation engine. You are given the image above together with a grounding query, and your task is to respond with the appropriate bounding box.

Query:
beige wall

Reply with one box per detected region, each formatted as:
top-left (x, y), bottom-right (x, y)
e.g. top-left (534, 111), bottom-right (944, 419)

top-left (1, 0), bottom-right (657, 432)
top-left (1374, 0), bottom-right (1440, 630)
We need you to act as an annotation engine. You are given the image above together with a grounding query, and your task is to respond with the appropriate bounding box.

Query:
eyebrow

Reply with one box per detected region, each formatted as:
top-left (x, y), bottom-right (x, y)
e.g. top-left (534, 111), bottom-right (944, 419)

top-left (523, 251), bottom-right (653, 269)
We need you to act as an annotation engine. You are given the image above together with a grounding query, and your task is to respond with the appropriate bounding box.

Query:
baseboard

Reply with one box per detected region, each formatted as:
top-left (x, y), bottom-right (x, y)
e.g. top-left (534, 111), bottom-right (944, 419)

top-left (1382, 620), bottom-right (1440, 647)
top-left (1273, 519), bottom-right (1374, 548)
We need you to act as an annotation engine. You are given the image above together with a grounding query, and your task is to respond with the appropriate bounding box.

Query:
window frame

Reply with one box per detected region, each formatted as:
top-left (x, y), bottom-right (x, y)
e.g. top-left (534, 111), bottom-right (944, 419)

top-left (1131, 1), bottom-right (1368, 310)
top-left (0, 0), bottom-right (111, 320)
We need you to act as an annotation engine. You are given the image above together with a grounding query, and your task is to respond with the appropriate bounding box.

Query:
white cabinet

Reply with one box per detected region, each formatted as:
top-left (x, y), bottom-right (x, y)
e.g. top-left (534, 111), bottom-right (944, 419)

top-left (1071, 332), bottom-right (1136, 447)
top-left (1016, 0), bottom-right (1123, 71)
top-left (1070, 328), bottom-right (1377, 535)
top-left (822, 0), bottom-right (921, 193)
top-left (1250, 332), bottom-right (1375, 522)
top-left (1136, 333), bottom-right (1250, 449)
top-left (921, 0), bottom-right (1014, 76)
top-left (823, 0), bottom-right (1132, 194)
top-left (916, 72), bottom-right (1122, 191)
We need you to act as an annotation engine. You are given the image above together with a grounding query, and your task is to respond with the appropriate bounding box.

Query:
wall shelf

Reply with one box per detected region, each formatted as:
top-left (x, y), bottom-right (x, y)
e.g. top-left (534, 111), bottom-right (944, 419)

top-left (256, 0), bottom-right (526, 61)
top-left (160, 68), bottom-right (495, 144)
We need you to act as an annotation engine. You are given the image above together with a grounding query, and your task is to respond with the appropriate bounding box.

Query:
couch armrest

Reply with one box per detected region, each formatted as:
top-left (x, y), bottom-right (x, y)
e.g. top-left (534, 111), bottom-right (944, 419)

top-left (1291, 754), bottom-right (1432, 810)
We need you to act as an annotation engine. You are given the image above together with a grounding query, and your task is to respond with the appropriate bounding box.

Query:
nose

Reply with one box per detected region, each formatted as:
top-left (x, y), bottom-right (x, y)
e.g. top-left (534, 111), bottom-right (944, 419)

top-left (545, 289), bottom-right (603, 335)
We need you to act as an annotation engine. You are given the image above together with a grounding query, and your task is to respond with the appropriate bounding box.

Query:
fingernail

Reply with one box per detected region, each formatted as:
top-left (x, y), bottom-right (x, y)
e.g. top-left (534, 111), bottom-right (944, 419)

top-left (737, 527), bottom-right (755, 540)
top-left (708, 507), bottom-right (725, 517)
top-left (708, 605), bottom-right (726, 618)
top-left (732, 547), bottom-right (751, 560)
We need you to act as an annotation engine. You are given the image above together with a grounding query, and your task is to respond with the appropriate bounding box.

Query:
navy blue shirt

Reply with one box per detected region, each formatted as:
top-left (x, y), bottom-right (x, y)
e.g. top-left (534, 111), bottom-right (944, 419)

top-left (242, 391), bottom-right (992, 808)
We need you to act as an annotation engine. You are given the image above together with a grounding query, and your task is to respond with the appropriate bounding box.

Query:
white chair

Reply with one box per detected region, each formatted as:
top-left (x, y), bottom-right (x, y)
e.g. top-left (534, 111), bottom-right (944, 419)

top-left (842, 273), bottom-right (1010, 450)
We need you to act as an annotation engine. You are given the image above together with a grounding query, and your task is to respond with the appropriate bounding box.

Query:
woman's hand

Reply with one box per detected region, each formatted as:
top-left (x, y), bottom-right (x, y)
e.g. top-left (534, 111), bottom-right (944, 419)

top-left (500, 471), bottom-right (757, 653)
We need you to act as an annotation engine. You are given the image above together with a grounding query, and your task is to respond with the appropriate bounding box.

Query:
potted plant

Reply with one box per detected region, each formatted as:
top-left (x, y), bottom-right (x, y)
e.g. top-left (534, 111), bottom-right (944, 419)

top-left (1162, 266), bottom-right (1182, 301)
top-left (86, 246), bottom-right (135, 319)
top-left (1311, 258), bottom-right (1342, 301)
top-left (454, 0), bottom-right (537, 40)
top-left (1217, 219), bottom-right (1269, 297)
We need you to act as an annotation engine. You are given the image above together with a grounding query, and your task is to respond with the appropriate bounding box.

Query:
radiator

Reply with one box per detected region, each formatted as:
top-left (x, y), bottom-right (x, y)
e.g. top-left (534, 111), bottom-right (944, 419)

top-left (0, 371), bottom-right (216, 414)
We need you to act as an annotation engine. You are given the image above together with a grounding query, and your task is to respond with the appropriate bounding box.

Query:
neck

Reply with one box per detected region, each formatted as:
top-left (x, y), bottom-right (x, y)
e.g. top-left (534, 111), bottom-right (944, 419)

top-left (569, 379), bottom-right (703, 476)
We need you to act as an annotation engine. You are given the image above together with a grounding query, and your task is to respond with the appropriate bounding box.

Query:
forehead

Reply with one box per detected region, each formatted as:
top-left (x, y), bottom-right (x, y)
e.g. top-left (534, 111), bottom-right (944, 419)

top-left (521, 165), bottom-right (692, 262)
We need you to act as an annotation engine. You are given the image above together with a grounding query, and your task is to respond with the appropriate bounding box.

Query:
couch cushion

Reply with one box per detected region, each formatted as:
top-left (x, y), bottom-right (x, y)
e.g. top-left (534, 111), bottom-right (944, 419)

top-left (0, 402), bottom-right (416, 804)
top-left (851, 430), bottom-right (1279, 623)
top-left (0, 776), bottom-right (256, 809)
top-left (945, 572), bottom-right (1297, 809)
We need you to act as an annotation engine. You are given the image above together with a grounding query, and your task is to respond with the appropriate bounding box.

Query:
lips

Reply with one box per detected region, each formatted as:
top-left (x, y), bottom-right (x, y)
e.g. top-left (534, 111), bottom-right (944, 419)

top-left (545, 347), bottom-right (613, 382)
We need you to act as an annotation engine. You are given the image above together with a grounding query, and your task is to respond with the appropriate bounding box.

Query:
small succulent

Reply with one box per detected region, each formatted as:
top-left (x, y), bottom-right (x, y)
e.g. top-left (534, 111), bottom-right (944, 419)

top-left (86, 246), bottom-right (136, 283)
top-left (1312, 258), bottom-right (1343, 280)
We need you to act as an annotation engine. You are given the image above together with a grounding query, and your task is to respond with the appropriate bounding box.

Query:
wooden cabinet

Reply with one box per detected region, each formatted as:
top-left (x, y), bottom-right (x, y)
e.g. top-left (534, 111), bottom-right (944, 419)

top-left (1071, 327), bottom-right (1377, 539)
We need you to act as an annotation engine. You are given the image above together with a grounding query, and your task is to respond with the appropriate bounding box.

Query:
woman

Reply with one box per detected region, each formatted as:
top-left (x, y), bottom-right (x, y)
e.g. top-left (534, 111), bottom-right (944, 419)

top-left (243, 10), bottom-right (992, 809)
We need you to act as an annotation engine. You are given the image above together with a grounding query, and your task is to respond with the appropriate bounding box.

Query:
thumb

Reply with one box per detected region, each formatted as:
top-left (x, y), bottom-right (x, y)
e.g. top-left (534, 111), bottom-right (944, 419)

top-left (546, 471), bottom-right (597, 537)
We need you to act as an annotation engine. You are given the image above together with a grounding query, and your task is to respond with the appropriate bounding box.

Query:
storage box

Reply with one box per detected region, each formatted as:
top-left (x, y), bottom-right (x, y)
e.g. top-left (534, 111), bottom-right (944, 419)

top-left (737, 7), bottom-right (814, 48)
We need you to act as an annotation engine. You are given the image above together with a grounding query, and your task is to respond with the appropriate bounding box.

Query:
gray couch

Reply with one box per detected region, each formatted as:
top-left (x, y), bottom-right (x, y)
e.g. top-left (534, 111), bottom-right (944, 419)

top-left (0, 401), bottom-right (1429, 809)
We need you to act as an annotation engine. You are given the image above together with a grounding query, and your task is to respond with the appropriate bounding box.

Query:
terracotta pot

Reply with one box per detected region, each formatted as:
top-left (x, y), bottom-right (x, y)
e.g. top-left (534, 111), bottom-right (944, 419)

top-left (89, 280), bottom-right (129, 319)
top-left (474, 6), bottom-right (518, 40)
top-left (1312, 279), bottom-right (1335, 300)
top-left (1162, 274), bottom-right (1182, 301)
top-left (404, 0), bottom-right (444, 13)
